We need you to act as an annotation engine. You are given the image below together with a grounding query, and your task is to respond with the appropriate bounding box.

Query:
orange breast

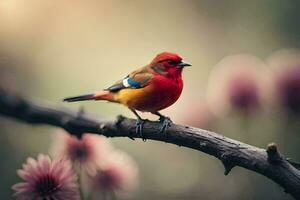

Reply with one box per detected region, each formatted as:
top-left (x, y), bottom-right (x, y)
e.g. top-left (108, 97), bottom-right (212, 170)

top-left (116, 75), bottom-right (183, 112)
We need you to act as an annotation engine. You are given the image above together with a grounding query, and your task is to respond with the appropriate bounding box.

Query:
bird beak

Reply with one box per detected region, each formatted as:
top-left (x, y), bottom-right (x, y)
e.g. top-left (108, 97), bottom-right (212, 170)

top-left (178, 61), bottom-right (192, 68)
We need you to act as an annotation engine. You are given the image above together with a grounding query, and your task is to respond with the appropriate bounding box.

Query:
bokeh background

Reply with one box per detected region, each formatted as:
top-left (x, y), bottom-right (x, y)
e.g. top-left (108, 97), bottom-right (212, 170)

top-left (1, 0), bottom-right (300, 199)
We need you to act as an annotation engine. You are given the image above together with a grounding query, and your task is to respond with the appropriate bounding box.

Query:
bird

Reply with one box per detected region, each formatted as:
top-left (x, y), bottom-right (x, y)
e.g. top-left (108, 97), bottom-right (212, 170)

top-left (63, 52), bottom-right (191, 140)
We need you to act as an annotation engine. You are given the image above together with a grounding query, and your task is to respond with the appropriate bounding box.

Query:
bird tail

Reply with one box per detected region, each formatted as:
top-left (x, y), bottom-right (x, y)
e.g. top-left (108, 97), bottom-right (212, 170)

top-left (63, 91), bottom-right (115, 102)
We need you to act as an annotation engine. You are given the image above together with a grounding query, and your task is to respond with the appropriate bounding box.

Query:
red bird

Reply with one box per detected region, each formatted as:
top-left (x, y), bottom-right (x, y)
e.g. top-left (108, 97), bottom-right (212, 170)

top-left (64, 52), bottom-right (191, 139)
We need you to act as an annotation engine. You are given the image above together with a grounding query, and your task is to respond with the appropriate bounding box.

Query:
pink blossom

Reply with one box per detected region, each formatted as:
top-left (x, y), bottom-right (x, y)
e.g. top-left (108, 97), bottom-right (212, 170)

top-left (172, 99), bottom-right (216, 130)
top-left (207, 54), bottom-right (271, 116)
top-left (50, 130), bottom-right (111, 172)
top-left (12, 154), bottom-right (80, 200)
top-left (89, 150), bottom-right (138, 198)
top-left (276, 67), bottom-right (300, 114)
top-left (267, 49), bottom-right (300, 114)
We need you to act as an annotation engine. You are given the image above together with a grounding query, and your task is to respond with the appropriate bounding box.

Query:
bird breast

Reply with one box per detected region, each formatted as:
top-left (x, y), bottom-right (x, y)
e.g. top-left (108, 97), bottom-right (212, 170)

top-left (117, 75), bottom-right (183, 112)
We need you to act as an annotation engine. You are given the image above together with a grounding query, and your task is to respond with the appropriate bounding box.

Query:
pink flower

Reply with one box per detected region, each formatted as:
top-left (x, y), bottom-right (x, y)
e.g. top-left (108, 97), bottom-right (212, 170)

top-left (89, 150), bottom-right (138, 198)
top-left (50, 130), bottom-right (111, 172)
top-left (12, 154), bottom-right (80, 200)
top-left (276, 67), bottom-right (300, 114)
top-left (267, 49), bottom-right (300, 114)
top-left (207, 54), bottom-right (271, 116)
top-left (172, 99), bottom-right (216, 130)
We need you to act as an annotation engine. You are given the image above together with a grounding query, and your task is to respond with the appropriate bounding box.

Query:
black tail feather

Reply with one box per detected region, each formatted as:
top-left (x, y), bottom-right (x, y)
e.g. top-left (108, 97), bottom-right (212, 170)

top-left (63, 93), bottom-right (95, 102)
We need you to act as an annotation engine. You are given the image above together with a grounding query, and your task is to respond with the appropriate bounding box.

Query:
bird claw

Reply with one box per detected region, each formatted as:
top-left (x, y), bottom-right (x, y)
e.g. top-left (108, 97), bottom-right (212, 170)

top-left (159, 116), bottom-right (172, 134)
top-left (136, 118), bottom-right (146, 141)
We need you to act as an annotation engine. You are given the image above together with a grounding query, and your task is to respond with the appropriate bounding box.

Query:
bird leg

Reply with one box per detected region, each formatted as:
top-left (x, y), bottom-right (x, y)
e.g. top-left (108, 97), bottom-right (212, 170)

top-left (151, 111), bottom-right (172, 134)
top-left (129, 109), bottom-right (147, 141)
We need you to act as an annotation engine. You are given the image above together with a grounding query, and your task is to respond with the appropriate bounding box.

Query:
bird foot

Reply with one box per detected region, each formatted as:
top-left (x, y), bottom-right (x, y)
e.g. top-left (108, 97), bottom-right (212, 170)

top-left (159, 116), bottom-right (172, 134)
top-left (136, 118), bottom-right (147, 141)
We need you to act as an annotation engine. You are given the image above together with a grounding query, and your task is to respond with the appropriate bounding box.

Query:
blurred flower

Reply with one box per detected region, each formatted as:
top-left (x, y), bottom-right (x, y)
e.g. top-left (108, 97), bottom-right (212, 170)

top-left (207, 54), bottom-right (271, 116)
top-left (89, 150), bottom-right (138, 198)
top-left (276, 67), bottom-right (300, 114)
top-left (50, 130), bottom-right (112, 173)
top-left (267, 49), bottom-right (300, 114)
top-left (12, 154), bottom-right (79, 200)
top-left (173, 99), bottom-right (216, 130)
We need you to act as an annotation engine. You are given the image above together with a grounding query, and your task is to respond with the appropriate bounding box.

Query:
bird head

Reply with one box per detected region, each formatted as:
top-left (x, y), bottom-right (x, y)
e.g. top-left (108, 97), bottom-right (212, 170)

top-left (150, 52), bottom-right (191, 77)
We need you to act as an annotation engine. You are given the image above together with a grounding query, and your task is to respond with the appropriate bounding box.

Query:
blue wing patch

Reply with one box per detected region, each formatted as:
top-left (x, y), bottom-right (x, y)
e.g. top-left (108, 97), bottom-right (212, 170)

top-left (106, 72), bottom-right (152, 92)
top-left (106, 76), bottom-right (143, 92)
top-left (126, 77), bottom-right (142, 88)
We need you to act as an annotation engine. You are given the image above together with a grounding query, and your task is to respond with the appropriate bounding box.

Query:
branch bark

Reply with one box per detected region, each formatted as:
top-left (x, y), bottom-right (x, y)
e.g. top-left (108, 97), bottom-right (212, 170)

top-left (0, 90), bottom-right (300, 199)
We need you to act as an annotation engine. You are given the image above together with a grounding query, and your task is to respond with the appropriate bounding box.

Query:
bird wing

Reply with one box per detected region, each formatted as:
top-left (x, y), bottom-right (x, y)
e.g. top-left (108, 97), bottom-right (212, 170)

top-left (106, 67), bottom-right (153, 92)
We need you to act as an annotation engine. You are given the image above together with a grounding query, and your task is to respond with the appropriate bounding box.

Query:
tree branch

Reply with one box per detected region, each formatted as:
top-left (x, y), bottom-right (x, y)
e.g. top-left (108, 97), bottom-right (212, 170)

top-left (0, 89), bottom-right (300, 199)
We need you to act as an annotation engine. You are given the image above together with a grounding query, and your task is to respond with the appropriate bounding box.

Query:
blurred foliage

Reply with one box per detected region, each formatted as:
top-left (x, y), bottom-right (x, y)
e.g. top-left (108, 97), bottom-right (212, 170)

top-left (0, 0), bottom-right (299, 199)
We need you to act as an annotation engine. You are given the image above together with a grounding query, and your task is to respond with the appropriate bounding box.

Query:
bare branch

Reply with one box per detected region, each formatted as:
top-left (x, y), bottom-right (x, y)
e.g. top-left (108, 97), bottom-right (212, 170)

top-left (0, 89), bottom-right (300, 199)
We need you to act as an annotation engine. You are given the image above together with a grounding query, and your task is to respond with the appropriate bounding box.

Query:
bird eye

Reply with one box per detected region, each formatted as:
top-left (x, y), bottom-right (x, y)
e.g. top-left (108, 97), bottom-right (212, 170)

top-left (167, 60), bottom-right (178, 65)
